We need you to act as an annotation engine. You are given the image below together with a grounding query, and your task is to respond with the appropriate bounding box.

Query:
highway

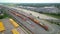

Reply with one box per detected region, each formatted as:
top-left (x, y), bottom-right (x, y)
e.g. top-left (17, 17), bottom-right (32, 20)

top-left (0, 5), bottom-right (60, 34)
top-left (17, 7), bottom-right (59, 20)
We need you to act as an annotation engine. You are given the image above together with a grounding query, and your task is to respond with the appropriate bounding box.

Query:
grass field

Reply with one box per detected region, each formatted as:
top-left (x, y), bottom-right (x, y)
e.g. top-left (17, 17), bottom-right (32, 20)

top-left (41, 13), bottom-right (60, 19)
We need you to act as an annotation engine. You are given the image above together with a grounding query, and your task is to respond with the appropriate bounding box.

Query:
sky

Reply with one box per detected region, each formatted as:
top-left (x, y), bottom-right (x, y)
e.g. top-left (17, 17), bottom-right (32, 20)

top-left (0, 0), bottom-right (60, 3)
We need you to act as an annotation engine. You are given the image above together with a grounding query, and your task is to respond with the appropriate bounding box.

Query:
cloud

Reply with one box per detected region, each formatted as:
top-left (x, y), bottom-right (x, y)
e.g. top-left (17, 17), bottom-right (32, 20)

top-left (0, 0), bottom-right (60, 3)
top-left (0, 0), bottom-right (20, 3)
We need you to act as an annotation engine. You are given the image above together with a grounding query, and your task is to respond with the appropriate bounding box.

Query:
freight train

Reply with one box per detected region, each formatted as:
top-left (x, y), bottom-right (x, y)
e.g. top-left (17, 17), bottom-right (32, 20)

top-left (11, 11), bottom-right (48, 31)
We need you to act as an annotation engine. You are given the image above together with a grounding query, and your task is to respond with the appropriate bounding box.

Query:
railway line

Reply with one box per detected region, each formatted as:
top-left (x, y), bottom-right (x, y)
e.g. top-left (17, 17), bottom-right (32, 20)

top-left (0, 5), bottom-right (60, 34)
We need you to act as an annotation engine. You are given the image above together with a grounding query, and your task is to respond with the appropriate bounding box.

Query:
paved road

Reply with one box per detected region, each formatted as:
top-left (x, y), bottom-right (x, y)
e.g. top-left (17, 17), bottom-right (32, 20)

top-left (17, 7), bottom-right (60, 23)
